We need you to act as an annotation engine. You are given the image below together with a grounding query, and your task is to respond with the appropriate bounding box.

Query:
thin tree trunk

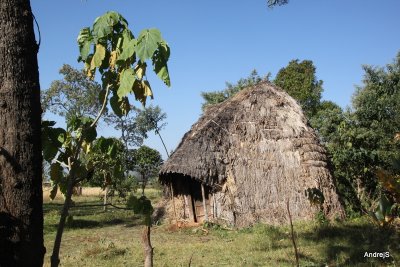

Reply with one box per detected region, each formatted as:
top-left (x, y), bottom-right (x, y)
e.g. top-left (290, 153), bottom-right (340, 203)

top-left (0, 1), bottom-right (45, 266)
top-left (104, 185), bottom-right (108, 212)
top-left (286, 201), bottom-right (299, 267)
top-left (50, 176), bottom-right (75, 267)
top-left (51, 137), bottom-right (84, 267)
top-left (141, 173), bottom-right (146, 196)
top-left (155, 129), bottom-right (169, 158)
top-left (141, 225), bottom-right (153, 267)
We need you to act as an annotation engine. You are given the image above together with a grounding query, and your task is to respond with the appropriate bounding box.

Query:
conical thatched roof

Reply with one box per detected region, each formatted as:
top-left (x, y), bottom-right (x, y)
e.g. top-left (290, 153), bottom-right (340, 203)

top-left (160, 82), bottom-right (344, 226)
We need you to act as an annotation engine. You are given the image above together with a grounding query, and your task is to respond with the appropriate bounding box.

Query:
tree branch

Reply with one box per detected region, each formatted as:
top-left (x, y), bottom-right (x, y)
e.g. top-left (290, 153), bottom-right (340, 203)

top-left (90, 84), bottom-right (110, 128)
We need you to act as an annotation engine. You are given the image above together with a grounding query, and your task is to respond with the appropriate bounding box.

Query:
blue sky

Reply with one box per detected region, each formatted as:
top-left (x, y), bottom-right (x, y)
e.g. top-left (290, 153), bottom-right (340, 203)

top-left (31, 0), bottom-right (400, 159)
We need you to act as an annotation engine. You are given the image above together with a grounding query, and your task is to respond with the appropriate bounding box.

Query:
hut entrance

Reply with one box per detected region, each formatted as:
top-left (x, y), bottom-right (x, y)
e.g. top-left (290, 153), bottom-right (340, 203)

top-left (176, 178), bottom-right (214, 223)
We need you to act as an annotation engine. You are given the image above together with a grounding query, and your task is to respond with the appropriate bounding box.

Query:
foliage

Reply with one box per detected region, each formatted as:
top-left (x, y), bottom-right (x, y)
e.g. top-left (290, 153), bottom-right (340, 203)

top-left (44, 11), bottom-right (171, 266)
top-left (350, 55), bottom-right (400, 174)
top-left (310, 52), bottom-right (400, 214)
top-left (42, 119), bottom-right (125, 199)
top-left (368, 194), bottom-right (396, 228)
top-left (84, 137), bottom-right (133, 197)
top-left (41, 64), bottom-right (104, 120)
top-left (127, 195), bottom-right (154, 215)
top-left (377, 169), bottom-right (400, 204)
top-left (201, 70), bottom-right (270, 111)
top-left (104, 107), bottom-right (145, 148)
top-left (77, 11), bottom-right (171, 116)
top-left (309, 101), bottom-right (345, 144)
top-left (128, 146), bottom-right (163, 195)
top-left (135, 105), bottom-right (167, 138)
top-left (274, 59), bottom-right (323, 117)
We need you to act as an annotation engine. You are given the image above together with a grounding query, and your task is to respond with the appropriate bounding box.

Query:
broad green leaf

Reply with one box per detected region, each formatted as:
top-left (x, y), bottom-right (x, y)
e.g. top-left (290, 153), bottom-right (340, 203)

top-left (127, 195), bottom-right (154, 215)
top-left (92, 11), bottom-right (120, 41)
top-left (50, 162), bottom-right (63, 182)
top-left (93, 44), bottom-right (106, 68)
top-left (42, 124), bottom-right (66, 162)
top-left (152, 41), bottom-right (171, 86)
top-left (77, 27), bottom-right (92, 62)
top-left (110, 94), bottom-right (123, 117)
top-left (136, 29), bottom-right (162, 62)
top-left (117, 68), bottom-right (135, 98)
top-left (119, 39), bottom-right (137, 62)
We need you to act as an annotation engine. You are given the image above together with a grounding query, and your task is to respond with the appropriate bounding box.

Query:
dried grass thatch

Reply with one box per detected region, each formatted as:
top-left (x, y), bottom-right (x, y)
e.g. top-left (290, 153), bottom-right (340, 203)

top-left (159, 82), bottom-right (344, 227)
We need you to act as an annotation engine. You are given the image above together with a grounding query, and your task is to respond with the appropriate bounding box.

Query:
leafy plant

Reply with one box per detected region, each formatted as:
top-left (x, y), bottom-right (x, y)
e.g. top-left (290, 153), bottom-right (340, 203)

top-left (43, 11), bottom-right (171, 267)
top-left (368, 194), bottom-right (396, 228)
top-left (77, 11), bottom-right (170, 114)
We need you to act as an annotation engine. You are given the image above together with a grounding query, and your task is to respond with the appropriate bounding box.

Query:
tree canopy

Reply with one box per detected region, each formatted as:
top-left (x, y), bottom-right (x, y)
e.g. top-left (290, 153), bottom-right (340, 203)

top-left (128, 145), bottom-right (163, 195)
top-left (274, 59), bottom-right (323, 117)
top-left (41, 64), bottom-right (103, 120)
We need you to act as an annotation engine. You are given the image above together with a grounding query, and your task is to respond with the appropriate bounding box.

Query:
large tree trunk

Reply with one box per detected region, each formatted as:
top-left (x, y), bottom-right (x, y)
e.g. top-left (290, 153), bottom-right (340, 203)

top-left (0, 0), bottom-right (45, 266)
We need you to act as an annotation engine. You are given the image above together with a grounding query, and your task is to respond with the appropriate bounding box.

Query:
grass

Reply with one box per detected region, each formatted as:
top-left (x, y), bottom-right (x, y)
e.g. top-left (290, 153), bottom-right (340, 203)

top-left (43, 188), bottom-right (400, 267)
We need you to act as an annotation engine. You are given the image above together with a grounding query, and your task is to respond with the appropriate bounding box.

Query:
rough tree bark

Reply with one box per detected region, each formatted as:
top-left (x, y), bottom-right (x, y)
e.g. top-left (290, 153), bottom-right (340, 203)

top-left (0, 0), bottom-right (45, 266)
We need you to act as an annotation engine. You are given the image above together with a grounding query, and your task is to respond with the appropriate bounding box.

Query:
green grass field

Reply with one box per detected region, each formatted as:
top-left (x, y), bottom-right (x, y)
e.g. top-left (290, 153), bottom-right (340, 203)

top-left (43, 188), bottom-right (400, 267)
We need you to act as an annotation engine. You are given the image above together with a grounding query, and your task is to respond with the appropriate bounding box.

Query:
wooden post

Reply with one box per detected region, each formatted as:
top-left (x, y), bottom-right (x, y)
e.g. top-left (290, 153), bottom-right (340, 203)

top-left (201, 184), bottom-right (209, 222)
top-left (211, 193), bottom-right (215, 218)
top-left (185, 195), bottom-right (195, 222)
top-left (170, 184), bottom-right (177, 220)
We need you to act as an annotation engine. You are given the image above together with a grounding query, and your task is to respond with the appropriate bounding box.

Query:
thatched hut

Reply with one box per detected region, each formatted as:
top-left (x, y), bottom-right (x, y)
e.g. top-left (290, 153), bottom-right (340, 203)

top-left (159, 82), bottom-right (344, 227)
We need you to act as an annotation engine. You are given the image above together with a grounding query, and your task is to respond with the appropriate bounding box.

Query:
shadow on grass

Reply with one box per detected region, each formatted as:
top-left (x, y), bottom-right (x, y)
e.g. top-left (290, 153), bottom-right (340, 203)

top-left (44, 199), bottom-right (142, 232)
top-left (43, 200), bottom-right (107, 216)
top-left (300, 222), bottom-right (400, 266)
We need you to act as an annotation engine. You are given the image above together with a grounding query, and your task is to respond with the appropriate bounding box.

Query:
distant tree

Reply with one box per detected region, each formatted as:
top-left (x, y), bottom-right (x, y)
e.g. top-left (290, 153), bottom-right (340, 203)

top-left (136, 105), bottom-right (167, 138)
top-left (201, 70), bottom-right (270, 111)
top-left (41, 64), bottom-right (103, 120)
top-left (129, 146), bottom-right (163, 196)
top-left (84, 137), bottom-right (126, 209)
top-left (351, 56), bottom-right (400, 170)
top-left (346, 53), bottom-right (400, 195)
top-left (135, 105), bottom-right (169, 156)
top-left (274, 59), bottom-right (323, 117)
top-left (105, 109), bottom-right (144, 148)
top-left (319, 52), bottom-right (400, 212)
top-left (0, 0), bottom-right (45, 266)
